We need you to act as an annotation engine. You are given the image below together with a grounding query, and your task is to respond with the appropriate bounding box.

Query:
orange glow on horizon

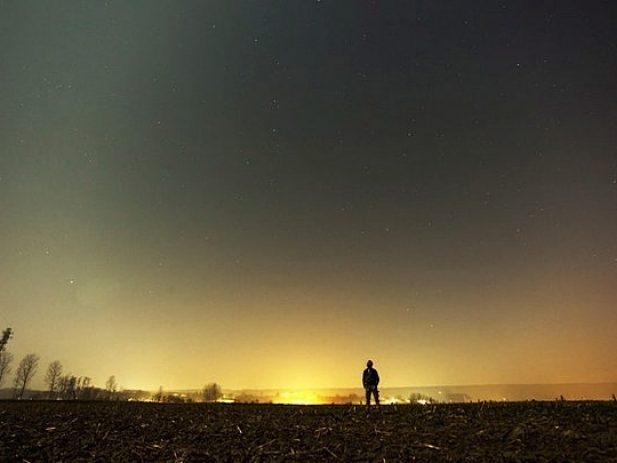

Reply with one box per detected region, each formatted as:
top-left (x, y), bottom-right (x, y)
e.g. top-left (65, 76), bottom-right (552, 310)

top-left (272, 390), bottom-right (324, 405)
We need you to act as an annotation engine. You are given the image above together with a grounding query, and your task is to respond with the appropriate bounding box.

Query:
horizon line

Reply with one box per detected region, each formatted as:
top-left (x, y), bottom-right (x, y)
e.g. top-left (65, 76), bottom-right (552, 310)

top-left (133, 380), bottom-right (617, 393)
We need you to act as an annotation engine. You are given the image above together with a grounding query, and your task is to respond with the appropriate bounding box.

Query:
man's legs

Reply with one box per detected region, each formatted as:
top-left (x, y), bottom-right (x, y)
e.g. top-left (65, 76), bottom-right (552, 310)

top-left (365, 388), bottom-right (371, 406)
top-left (372, 388), bottom-right (380, 406)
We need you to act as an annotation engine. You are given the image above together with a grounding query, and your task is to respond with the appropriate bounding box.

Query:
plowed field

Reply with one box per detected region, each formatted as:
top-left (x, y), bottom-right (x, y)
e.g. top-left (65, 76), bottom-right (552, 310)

top-left (1, 401), bottom-right (616, 462)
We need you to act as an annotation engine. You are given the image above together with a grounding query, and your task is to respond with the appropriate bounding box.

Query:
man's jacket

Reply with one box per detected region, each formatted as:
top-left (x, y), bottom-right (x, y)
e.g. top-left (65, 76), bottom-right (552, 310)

top-left (362, 367), bottom-right (380, 388)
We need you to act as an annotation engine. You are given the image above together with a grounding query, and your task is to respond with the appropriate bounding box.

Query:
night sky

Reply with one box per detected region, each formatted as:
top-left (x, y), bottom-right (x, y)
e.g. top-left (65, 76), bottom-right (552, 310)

top-left (1, 1), bottom-right (616, 391)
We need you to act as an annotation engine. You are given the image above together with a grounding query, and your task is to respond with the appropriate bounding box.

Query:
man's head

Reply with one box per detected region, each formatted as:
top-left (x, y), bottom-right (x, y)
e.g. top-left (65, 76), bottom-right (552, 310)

top-left (367, 359), bottom-right (373, 368)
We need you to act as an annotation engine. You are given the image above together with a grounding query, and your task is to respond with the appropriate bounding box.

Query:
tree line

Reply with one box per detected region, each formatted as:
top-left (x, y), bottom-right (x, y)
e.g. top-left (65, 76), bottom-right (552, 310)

top-left (0, 328), bottom-right (223, 403)
top-left (0, 352), bottom-right (121, 400)
top-left (0, 328), bottom-right (121, 400)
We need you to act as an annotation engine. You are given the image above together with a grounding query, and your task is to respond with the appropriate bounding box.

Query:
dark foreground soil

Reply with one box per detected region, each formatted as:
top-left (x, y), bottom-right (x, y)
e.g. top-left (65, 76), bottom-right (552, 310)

top-left (1, 401), bottom-right (616, 462)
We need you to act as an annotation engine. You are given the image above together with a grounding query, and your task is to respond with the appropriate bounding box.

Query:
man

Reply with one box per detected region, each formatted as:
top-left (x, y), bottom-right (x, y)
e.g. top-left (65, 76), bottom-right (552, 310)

top-left (362, 359), bottom-right (380, 406)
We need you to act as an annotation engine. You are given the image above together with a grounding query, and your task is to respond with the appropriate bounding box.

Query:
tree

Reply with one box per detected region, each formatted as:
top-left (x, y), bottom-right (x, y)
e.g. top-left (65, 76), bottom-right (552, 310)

top-left (0, 351), bottom-right (14, 387)
top-left (202, 383), bottom-right (223, 402)
top-left (76, 376), bottom-right (91, 400)
top-left (0, 328), bottom-right (13, 353)
top-left (45, 360), bottom-right (63, 399)
top-left (14, 353), bottom-right (40, 399)
top-left (58, 375), bottom-right (78, 400)
top-left (105, 375), bottom-right (117, 399)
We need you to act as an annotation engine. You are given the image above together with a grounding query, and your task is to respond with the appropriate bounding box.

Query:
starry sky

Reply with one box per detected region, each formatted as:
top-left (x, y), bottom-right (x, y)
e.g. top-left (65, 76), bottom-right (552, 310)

top-left (1, 0), bottom-right (616, 391)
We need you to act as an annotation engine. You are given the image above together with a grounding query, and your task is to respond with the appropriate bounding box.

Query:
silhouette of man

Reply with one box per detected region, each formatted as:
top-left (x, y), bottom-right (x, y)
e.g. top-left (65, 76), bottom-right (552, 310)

top-left (362, 359), bottom-right (380, 406)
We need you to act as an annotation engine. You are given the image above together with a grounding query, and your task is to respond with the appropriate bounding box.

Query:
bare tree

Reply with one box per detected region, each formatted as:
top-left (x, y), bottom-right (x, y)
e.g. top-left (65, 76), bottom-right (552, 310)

top-left (76, 376), bottom-right (91, 400)
top-left (44, 361), bottom-right (63, 399)
top-left (79, 376), bottom-right (91, 388)
top-left (0, 328), bottom-right (13, 353)
top-left (202, 383), bottom-right (223, 402)
top-left (0, 329), bottom-right (15, 388)
top-left (154, 386), bottom-right (164, 402)
top-left (0, 351), bottom-right (14, 387)
top-left (14, 353), bottom-right (40, 399)
top-left (58, 375), bottom-right (78, 400)
top-left (105, 375), bottom-right (117, 399)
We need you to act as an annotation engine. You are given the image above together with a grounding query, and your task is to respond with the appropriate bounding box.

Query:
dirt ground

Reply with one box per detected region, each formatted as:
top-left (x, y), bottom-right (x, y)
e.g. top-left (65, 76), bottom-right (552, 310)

top-left (1, 401), bottom-right (616, 462)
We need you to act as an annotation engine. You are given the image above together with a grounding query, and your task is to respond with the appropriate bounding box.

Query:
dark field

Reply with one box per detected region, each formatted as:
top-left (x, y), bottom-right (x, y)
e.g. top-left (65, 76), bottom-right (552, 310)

top-left (1, 401), bottom-right (616, 462)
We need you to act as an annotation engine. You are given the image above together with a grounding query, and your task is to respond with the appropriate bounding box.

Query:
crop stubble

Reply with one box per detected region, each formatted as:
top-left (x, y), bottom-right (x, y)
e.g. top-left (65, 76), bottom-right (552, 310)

top-left (1, 401), bottom-right (616, 462)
